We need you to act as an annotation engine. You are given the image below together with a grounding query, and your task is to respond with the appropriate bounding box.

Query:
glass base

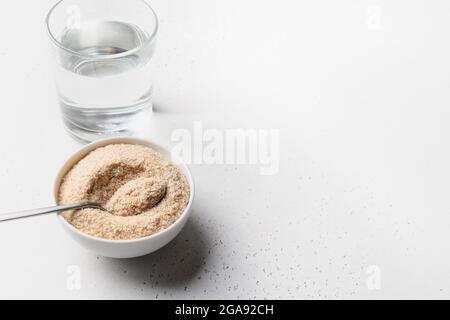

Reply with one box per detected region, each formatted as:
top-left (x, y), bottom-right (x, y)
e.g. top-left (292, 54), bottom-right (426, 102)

top-left (61, 102), bottom-right (152, 143)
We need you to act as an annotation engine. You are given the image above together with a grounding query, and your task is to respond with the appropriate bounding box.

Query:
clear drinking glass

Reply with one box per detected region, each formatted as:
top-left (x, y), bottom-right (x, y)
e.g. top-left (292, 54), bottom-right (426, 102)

top-left (46, 0), bottom-right (158, 142)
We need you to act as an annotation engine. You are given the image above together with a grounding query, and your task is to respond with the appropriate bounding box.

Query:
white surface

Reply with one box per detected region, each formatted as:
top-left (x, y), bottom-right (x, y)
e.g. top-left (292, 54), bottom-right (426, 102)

top-left (0, 0), bottom-right (449, 299)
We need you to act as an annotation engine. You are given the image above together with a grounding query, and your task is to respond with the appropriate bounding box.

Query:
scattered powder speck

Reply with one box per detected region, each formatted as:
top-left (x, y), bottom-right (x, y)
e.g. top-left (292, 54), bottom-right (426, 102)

top-left (58, 144), bottom-right (190, 240)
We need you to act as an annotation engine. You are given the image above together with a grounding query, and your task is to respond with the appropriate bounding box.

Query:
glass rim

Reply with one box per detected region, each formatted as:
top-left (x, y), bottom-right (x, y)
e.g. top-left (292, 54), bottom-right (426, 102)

top-left (45, 0), bottom-right (159, 60)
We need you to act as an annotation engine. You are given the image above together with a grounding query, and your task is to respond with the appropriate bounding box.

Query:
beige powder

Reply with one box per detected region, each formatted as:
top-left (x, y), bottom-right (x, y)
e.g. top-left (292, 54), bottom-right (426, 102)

top-left (58, 144), bottom-right (190, 240)
top-left (105, 177), bottom-right (167, 216)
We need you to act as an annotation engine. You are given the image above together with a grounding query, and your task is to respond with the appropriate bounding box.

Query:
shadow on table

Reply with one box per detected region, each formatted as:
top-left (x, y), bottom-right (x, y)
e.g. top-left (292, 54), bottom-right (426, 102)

top-left (102, 216), bottom-right (208, 289)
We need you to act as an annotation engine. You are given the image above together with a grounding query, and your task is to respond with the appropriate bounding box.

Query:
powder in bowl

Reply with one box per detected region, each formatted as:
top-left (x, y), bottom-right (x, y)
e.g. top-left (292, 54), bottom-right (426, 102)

top-left (58, 143), bottom-right (190, 240)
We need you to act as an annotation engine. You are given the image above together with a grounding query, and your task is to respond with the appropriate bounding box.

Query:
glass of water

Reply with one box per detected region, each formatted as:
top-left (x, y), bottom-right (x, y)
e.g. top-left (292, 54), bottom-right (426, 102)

top-left (46, 0), bottom-right (158, 142)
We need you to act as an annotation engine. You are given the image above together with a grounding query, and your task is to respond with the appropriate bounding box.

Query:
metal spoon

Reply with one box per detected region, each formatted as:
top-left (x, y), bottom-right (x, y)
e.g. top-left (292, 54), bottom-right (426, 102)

top-left (0, 202), bottom-right (104, 222)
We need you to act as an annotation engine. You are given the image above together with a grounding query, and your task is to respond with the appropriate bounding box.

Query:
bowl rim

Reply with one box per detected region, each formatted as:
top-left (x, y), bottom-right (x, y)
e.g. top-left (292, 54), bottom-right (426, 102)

top-left (54, 136), bottom-right (195, 244)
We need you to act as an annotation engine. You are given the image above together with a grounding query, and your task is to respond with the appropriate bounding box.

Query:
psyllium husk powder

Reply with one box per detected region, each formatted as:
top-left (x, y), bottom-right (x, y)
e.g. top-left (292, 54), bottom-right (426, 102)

top-left (58, 144), bottom-right (190, 240)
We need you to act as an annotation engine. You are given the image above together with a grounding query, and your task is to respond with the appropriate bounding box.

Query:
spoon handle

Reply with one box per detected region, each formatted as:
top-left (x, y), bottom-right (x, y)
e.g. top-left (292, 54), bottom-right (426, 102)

top-left (0, 202), bottom-right (101, 222)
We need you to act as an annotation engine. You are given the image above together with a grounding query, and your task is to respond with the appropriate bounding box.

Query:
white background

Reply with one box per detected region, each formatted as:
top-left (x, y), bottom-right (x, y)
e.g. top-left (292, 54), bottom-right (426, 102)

top-left (0, 0), bottom-right (449, 299)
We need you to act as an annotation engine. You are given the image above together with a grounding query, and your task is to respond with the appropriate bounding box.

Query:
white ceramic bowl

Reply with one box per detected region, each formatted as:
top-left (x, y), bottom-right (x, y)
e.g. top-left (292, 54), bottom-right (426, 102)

top-left (54, 137), bottom-right (194, 259)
